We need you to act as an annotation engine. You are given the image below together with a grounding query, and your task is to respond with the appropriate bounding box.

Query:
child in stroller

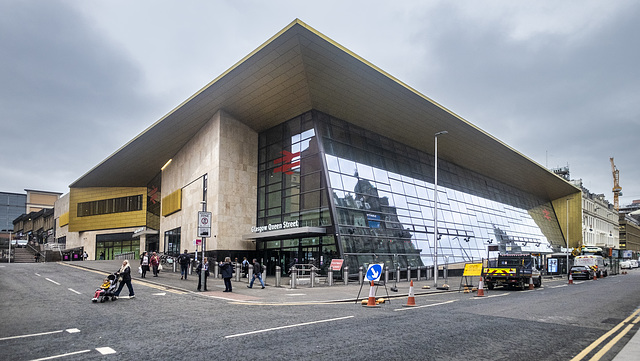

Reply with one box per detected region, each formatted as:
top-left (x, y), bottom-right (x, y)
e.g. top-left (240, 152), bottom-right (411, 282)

top-left (92, 273), bottom-right (118, 303)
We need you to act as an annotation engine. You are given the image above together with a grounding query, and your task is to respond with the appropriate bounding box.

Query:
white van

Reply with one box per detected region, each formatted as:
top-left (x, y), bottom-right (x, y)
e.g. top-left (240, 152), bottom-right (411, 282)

top-left (574, 255), bottom-right (608, 277)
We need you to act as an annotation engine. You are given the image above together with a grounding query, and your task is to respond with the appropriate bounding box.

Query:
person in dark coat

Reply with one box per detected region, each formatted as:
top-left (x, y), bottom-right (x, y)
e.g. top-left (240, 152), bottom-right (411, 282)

top-left (247, 259), bottom-right (265, 289)
top-left (196, 257), bottom-right (209, 291)
top-left (219, 257), bottom-right (234, 292)
top-left (178, 249), bottom-right (191, 280)
top-left (114, 260), bottom-right (135, 299)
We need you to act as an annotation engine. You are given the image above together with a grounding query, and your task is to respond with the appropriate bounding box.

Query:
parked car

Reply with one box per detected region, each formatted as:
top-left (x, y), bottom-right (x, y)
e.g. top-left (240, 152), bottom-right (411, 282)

top-left (630, 260), bottom-right (639, 268)
top-left (620, 260), bottom-right (632, 269)
top-left (569, 265), bottom-right (594, 280)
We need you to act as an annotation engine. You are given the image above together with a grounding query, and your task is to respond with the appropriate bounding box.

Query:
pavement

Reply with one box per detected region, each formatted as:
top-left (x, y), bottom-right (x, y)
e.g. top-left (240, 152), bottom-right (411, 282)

top-left (62, 260), bottom-right (464, 304)
top-left (62, 260), bottom-right (640, 360)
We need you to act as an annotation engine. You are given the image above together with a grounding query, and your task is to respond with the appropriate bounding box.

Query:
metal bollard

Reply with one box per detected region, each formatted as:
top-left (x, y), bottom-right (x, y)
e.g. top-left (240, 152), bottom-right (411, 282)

top-left (235, 263), bottom-right (241, 282)
top-left (290, 266), bottom-right (297, 289)
top-left (343, 266), bottom-right (349, 285)
top-left (417, 266), bottom-right (421, 281)
top-left (310, 266), bottom-right (317, 288)
top-left (396, 266), bottom-right (400, 283)
top-left (408, 266), bottom-right (412, 281)
top-left (173, 261), bottom-right (177, 273)
top-left (275, 266), bottom-right (281, 287)
top-left (247, 265), bottom-right (253, 284)
top-left (328, 268), bottom-right (334, 286)
top-left (214, 263), bottom-right (219, 279)
top-left (189, 262), bottom-right (192, 275)
top-left (358, 266), bottom-right (364, 285)
top-left (385, 266), bottom-right (389, 284)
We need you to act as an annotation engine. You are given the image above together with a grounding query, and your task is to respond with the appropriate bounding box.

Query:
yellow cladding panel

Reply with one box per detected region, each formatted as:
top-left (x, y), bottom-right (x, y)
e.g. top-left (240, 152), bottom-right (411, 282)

top-left (59, 212), bottom-right (69, 227)
top-left (69, 187), bottom-right (147, 232)
top-left (552, 192), bottom-right (583, 249)
top-left (162, 189), bottom-right (182, 217)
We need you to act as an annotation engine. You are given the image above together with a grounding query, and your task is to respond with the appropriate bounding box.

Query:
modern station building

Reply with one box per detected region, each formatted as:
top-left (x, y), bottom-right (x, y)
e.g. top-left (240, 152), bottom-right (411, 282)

top-left (55, 19), bottom-right (582, 275)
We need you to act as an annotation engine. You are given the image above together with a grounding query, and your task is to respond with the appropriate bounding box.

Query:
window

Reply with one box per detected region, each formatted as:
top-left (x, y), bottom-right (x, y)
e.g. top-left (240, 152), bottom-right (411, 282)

top-left (77, 195), bottom-right (143, 217)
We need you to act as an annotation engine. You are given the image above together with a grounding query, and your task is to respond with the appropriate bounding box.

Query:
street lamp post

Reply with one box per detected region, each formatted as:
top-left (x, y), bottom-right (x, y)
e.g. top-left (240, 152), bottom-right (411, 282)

top-left (566, 198), bottom-right (572, 276)
top-left (433, 130), bottom-right (448, 286)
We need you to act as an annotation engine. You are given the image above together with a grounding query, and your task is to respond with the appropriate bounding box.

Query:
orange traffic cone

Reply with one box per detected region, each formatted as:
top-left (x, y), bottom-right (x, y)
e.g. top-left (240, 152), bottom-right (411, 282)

top-left (593, 271), bottom-right (598, 280)
top-left (403, 280), bottom-right (417, 307)
top-left (475, 279), bottom-right (486, 297)
top-left (568, 273), bottom-right (573, 284)
top-left (528, 276), bottom-right (534, 290)
top-left (363, 281), bottom-right (380, 308)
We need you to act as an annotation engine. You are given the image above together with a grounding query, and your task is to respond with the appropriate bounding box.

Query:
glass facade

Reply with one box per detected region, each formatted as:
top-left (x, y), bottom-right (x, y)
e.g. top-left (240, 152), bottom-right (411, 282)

top-left (256, 110), bottom-right (565, 274)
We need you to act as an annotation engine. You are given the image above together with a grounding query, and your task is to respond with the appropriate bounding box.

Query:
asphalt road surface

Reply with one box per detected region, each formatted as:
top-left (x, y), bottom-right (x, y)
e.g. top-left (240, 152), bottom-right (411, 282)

top-left (1, 262), bottom-right (639, 360)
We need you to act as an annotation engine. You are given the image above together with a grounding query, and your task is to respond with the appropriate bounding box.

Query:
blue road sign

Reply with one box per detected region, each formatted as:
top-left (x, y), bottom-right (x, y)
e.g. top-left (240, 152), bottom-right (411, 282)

top-left (366, 263), bottom-right (384, 282)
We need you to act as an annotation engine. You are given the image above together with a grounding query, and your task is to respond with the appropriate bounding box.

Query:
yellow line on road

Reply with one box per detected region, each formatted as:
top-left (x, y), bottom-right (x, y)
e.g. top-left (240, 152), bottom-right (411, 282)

top-left (589, 324), bottom-right (634, 361)
top-left (571, 308), bottom-right (640, 361)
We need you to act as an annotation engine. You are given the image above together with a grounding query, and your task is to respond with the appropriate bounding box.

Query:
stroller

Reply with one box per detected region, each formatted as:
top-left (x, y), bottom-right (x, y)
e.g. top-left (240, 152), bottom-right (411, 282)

top-left (92, 273), bottom-right (118, 303)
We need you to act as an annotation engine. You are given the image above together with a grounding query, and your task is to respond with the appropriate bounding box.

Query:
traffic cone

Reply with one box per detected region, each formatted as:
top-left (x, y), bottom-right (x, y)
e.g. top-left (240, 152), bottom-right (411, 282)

top-left (528, 276), bottom-right (534, 290)
top-left (568, 273), bottom-right (573, 284)
top-left (403, 280), bottom-right (417, 307)
top-left (593, 271), bottom-right (598, 280)
top-left (475, 279), bottom-right (486, 297)
top-left (363, 281), bottom-right (380, 308)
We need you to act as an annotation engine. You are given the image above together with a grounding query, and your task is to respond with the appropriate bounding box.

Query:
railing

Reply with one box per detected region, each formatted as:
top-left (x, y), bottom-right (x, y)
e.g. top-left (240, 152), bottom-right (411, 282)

top-left (114, 252), bottom-right (136, 260)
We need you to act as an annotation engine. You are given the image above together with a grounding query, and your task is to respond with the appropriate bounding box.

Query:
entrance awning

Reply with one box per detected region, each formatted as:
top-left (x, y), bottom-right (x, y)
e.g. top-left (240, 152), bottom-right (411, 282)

top-left (242, 227), bottom-right (327, 241)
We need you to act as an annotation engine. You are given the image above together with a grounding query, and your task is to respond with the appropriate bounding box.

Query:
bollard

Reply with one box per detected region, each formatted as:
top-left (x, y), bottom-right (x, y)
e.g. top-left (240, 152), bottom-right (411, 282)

top-left (310, 266), bottom-right (317, 288)
top-left (234, 263), bottom-right (241, 282)
top-left (214, 263), bottom-right (219, 279)
top-left (189, 261), bottom-right (193, 275)
top-left (359, 266), bottom-right (364, 286)
top-left (417, 266), bottom-right (422, 281)
top-left (396, 266), bottom-right (400, 283)
top-left (247, 264), bottom-right (253, 284)
top-left (384, 266), bottom-right (389, 284)
top-left (408, 266), bottom-right (412, 281)
top-left (290, 266), bottom-right (297, 289)
top-left (262, 266), bottom-right (267, 285)
top-left (275, 266), bottom-right (281, 287)
top-left (173, 261), bottom-right (177, 273)
top-left (327, 268), bottom-right (334, 286)
top-left (344, 266), bottom-right (349, 285)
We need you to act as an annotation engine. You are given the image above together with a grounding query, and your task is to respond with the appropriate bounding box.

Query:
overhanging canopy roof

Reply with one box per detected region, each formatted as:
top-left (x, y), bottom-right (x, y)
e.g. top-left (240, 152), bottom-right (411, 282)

top-left (70, 19), bottom-right (578, 201)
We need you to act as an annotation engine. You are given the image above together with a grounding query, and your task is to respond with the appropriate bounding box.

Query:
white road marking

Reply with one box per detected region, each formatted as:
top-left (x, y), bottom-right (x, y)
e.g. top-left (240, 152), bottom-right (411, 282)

top-left (394, 299), bottom-right (458, 311)
top-left (286, 293), bottom-right (307, 296)
top-left (35, 273), bottom-right (41, 276)
top-left (470, 293), bottom-right (509, 299)
top-left (45, 278), bottom-right (60, 285)
top-left (552, 284), bottom-right (568, 288)
top-left (30, 349), bottom-right (91, 361)
top-left (152, 292), bottom-right (167, 296)
top-left (68, 288), bottom-right (82, 295)
top-left (96, 347), bottom-right (116, 355)
top-left (0, 328), bottom-right (81, 341)
top-left (225, 315), bottom-right (354, 339)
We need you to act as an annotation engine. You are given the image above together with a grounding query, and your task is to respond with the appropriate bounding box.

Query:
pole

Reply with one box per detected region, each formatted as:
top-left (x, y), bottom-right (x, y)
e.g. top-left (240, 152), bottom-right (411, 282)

top-left (566, 198), bottom-right (570, 277)
top-left (8, 231), bottom-right (12, 264)
top-left (434, 130), bottom-right (447, 286)
top-left (201, 175), bottom-right (208, 289)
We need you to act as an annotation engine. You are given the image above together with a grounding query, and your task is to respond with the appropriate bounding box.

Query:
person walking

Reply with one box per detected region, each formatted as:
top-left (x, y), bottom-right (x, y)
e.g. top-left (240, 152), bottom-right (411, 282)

top-left (247, 258), bottom-right (265, 289)
top-left (219, 257), bottom-right (234, 292)
top-left (178, 250), bottom-right (191, 280)
top-left (196, 257), bottom-right (209, 291)
top-left (140, 251), bottom-right (150, 278)
top-left (150, 252), bottom-right (160, 277)
top-left (114, 260), bottom-right (135, 299)
top-left (242, 257), bottom-right (249, 278)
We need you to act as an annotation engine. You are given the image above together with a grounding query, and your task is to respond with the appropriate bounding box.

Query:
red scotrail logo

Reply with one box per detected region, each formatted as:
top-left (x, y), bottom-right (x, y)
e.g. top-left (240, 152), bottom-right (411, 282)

top-left (273, 150), bottom-right (300, 175)
top-left (543, 209), bottom-right (552, 221)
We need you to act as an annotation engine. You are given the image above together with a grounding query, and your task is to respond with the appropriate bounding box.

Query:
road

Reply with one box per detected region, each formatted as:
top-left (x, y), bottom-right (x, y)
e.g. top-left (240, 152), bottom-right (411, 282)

top-left (1, 263), bottom-right (639, 360)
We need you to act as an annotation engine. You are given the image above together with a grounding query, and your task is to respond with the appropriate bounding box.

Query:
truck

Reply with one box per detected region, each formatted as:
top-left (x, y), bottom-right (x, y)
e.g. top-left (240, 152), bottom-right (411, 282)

top-left (574, 255), bottom-right (608, 278)
top-left (483, 253), bottom-right (542, 290)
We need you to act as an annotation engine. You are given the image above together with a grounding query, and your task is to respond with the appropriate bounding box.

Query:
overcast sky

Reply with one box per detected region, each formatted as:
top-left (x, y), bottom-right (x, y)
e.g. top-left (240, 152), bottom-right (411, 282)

top-left (1, 0), bottom-right (638, 207)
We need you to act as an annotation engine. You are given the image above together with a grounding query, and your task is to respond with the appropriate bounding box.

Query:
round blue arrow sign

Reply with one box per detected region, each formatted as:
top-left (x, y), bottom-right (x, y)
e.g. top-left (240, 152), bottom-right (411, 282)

top-left (366, 264), bottom-right (383, 281)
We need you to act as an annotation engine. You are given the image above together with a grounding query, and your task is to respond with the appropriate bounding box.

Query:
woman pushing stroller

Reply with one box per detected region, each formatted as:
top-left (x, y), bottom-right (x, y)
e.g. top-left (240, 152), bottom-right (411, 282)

top-left (113, 259), bottom-right (135, 299)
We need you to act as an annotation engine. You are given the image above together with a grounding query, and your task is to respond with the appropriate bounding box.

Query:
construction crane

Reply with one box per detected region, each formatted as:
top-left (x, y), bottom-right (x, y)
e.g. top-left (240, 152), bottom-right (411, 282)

top-left (610, 157), bottom-right (622, 211)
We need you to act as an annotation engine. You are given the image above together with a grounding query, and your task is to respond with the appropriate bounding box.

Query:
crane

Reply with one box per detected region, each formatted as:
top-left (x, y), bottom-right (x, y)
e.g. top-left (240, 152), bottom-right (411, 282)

top-left (610, 157), bottom-right (622, 211)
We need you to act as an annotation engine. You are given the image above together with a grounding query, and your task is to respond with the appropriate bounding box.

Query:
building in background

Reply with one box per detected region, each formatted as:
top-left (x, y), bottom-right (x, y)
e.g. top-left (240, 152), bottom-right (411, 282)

top-left (0, 191), bottom-right (26, 232)
top-left (54, 19), bottom-right (582, 273)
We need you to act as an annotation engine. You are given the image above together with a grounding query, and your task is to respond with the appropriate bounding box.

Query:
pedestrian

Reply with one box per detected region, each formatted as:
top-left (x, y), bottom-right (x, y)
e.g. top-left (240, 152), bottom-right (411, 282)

top-left (83, 251), bottom-right (88, 260)
top-left (287, 257), bottom-right (298, 275)
top-left (242, 257), bottom-right (249, 277)
top-left (247, 258), bottom-right (265, 289)
top-left (140, 251), bottom-right (150, 278)
top-left (178, 250), bottom-right (191, 280)
top-left (114, 260), bottom-right (135, 299)
top-left (219, 257), bottom-right (234, 292)
top-left (196, 257), bottom-right (209, 291)
top-left (150, 252), bottom-right (160, 277)
top-left (99, 251), bottom-right (105, 260)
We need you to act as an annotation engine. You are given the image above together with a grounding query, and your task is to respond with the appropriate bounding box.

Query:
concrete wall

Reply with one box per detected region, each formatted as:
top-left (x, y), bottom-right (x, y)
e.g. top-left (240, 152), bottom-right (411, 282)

top-left (160, 110), bottom-right (257, 253)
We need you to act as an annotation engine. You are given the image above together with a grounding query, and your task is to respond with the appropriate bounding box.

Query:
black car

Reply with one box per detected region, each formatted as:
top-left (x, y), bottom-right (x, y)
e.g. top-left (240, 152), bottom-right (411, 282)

top-left (569, 265), bottom-right (594, 280)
